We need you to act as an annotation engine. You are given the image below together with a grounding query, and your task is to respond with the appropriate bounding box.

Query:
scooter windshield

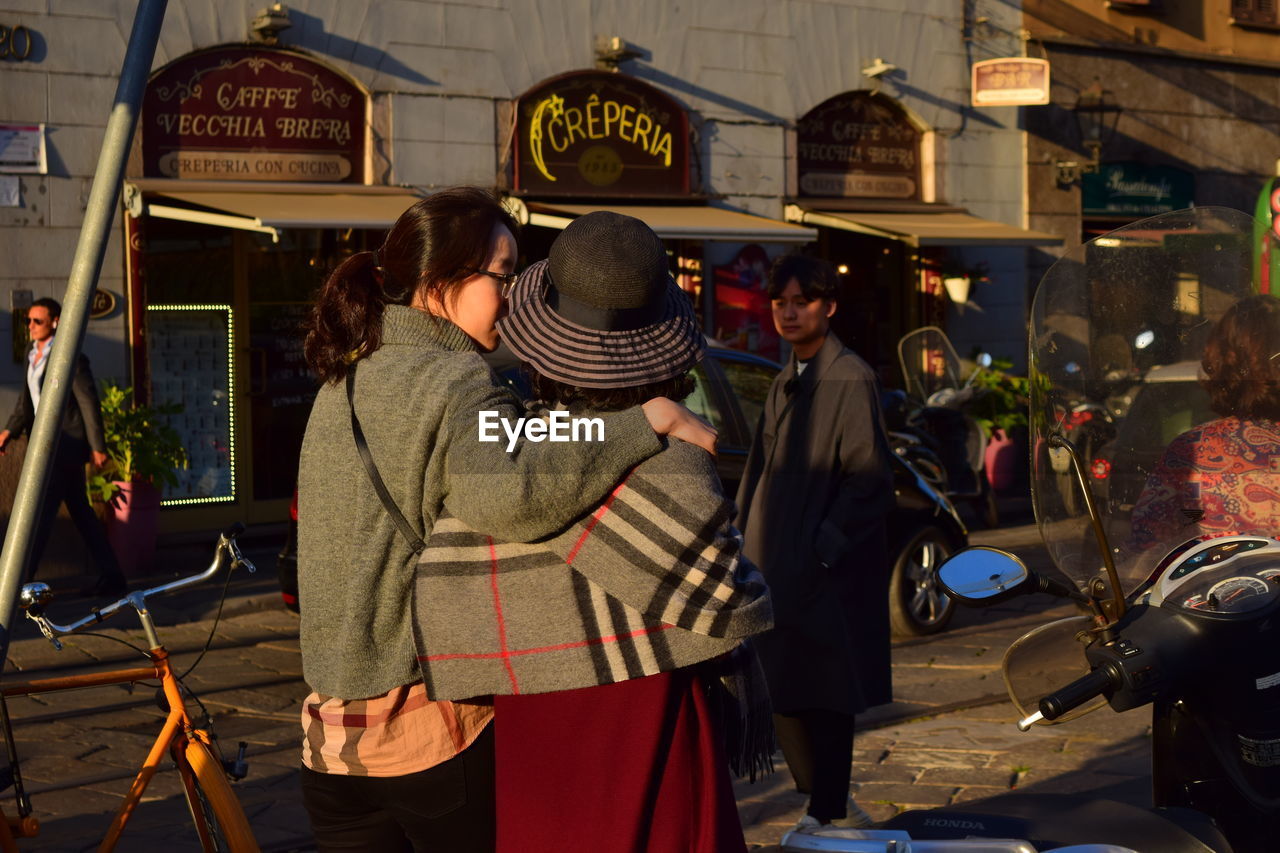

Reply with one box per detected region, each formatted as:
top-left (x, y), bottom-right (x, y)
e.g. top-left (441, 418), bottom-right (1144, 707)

top-left (1029, 207), bottom-right (1267, 596)
top-left (898, 326), bottom-right (964, 402)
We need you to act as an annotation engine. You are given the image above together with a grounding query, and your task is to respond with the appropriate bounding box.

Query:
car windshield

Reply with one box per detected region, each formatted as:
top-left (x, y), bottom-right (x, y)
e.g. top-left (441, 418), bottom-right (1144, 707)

top-left (1028, 207), bottom-right (1268, 595)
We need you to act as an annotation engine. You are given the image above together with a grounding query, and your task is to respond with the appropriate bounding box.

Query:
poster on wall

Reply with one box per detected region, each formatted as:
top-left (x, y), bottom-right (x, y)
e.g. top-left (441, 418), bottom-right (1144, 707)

top-left (147, 306), bottom-right (235, 504)
top-left (712, 244), bottom-right (779, 360)
top-left (0, 123), bottom-right (46, 174)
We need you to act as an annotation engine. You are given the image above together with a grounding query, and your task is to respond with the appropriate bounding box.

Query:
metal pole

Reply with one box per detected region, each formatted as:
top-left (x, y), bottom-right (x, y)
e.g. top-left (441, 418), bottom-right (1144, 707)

top-left (0, 0), bottom-right (169, 661)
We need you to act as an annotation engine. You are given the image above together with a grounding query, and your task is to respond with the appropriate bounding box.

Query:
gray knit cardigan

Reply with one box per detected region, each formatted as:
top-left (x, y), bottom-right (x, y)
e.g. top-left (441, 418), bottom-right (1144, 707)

top-left (297, 306), bottom-right (660, 699)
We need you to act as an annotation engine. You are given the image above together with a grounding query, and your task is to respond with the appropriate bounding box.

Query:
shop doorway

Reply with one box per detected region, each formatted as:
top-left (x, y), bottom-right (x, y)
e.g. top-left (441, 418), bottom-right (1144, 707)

top-left (819, 229), bottom-right (910, 382)
top-left (141, 219), bottom-right (370, 530)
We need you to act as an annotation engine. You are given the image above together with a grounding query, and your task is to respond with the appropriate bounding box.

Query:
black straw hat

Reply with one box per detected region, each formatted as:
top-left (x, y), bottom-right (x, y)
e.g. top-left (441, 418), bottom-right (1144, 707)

top-left (498, 211), bottom-right (704, 389)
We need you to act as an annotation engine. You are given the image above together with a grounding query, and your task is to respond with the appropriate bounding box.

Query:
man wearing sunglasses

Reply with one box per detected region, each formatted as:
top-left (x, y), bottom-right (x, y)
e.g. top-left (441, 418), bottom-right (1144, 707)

top-left (0, 297), bottom-right (126, 597)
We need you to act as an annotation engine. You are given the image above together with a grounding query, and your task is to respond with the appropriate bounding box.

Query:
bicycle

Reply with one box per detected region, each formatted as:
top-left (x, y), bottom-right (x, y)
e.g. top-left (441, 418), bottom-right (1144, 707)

top-left (0, 523), bottom-right (262, 852)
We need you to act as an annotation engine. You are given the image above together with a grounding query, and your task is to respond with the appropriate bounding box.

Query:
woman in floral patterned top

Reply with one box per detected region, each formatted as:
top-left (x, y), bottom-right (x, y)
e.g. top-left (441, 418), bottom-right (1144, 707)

top-left (1131, 294), bottom-right (1280, 551)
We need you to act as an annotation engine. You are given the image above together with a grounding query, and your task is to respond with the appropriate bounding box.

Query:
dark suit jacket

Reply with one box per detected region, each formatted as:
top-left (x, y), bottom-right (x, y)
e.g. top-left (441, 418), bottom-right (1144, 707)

top-left (5, 342), bottom-right (108, 466)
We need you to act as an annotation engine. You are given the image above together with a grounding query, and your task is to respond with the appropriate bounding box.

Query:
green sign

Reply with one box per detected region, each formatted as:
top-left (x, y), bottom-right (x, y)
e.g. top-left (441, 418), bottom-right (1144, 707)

top-left (1081, 162), bottom-right (1193, 217)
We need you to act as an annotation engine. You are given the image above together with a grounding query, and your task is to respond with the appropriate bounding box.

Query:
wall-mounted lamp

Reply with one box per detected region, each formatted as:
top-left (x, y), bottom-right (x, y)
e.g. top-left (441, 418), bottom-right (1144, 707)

top-left (595, 36), bottom-right (643, 71)
top-left (250, 3), bottom-right (291, 44)
top-left (1055, 79), bottom-right (1122, 185)
top-left (861, 57), bottom-right (898, 79)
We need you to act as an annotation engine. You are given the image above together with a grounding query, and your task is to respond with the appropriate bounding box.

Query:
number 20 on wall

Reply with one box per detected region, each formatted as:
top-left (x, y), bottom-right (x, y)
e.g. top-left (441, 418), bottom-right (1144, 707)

top-left (0, 25), bottom-right (34, 61)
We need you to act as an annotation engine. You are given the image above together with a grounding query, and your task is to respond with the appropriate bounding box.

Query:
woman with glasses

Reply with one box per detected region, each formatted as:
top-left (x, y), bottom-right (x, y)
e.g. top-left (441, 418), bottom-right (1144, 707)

top-left (295, 187), bottom-right (716, 851)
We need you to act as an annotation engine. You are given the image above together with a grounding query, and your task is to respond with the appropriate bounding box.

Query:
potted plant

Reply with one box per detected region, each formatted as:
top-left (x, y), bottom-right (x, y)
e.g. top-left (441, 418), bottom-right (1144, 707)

top-left (965, 355), bottom-right (1030, 493)
top-left (87, 382), bottom-right (187, 576)
top-left (937, 259), bottom-right (991, 306)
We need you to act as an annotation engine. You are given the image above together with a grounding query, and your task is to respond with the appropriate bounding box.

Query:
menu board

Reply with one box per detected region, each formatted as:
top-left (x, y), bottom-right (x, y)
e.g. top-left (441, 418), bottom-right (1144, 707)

top-left (146, 306), bottom-right (235, 503)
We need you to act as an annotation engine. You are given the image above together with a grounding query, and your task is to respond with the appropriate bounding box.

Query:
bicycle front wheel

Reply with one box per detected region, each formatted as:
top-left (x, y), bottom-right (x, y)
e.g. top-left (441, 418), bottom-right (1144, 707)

top-left (179, 735), bottom-right (260, 853)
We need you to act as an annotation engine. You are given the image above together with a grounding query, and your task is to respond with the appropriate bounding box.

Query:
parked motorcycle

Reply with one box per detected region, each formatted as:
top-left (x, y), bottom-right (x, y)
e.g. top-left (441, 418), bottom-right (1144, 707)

top-left (894, 326), bottom-right (998, 528)
top-left (783, 208), bottom-right (1276, 852)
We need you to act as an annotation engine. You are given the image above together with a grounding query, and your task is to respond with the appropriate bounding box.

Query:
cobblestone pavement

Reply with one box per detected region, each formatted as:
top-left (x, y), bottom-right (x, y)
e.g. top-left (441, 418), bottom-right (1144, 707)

top-left (0, 507), bottom-right (1156, 851)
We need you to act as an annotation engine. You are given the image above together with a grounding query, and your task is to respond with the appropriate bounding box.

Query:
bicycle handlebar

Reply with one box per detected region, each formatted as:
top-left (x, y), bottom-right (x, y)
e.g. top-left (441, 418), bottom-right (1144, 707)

top-left (26, 524), bottom-right (256, 638)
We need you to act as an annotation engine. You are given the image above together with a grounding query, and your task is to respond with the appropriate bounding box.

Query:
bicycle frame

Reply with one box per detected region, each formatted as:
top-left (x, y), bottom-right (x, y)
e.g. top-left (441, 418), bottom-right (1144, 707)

top-left (0, 647), bottom-right (245, 852)
top-left (0, 527), bottom-right (260, 852)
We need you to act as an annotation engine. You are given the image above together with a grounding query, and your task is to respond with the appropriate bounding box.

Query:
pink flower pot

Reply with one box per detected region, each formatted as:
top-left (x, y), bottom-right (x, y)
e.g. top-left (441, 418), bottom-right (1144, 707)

top-left (985, 429), bottom-right (1019, 493)
top-left (105, 479), bottom-right (161, 577)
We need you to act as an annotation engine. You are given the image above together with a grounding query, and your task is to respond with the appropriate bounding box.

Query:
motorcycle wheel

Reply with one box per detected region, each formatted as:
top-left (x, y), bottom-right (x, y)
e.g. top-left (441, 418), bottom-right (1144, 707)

top-left (889, 524), bottom-right (956, 636)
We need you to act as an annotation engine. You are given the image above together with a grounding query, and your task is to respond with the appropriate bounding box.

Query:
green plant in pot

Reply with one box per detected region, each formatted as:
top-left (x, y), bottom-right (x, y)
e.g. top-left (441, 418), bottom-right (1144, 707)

top-left (965, 354), bottom-right (1030, 494)
top-left (87, 382), bottom-right (187, 576)
top-left (965, 355), bottom-right (1030, 439)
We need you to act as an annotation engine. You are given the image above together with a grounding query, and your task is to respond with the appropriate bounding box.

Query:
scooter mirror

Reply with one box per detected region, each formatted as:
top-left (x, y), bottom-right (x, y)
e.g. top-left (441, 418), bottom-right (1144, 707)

top-left (976, 352), bottom-right (993, 369)
top-left (937, 546), bottom-right (1030, 606)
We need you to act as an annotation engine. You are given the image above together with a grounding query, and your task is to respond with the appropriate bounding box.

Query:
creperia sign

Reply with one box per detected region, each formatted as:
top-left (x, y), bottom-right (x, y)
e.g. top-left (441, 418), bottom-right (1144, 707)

top-left (514, 71), bottom-right (689, 197)
top-left (142, 46), bottom-right (368, 183)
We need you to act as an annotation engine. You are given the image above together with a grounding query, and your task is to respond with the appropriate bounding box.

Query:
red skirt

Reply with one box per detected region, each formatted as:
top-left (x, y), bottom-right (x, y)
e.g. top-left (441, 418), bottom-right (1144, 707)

top-left (494, 668), bottom-right (747, 853)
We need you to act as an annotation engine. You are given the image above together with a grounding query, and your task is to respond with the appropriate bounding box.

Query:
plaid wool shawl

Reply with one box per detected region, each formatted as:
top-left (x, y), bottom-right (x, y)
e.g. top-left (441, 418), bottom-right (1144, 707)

top-left (413, 441), bottom-right (773, 701)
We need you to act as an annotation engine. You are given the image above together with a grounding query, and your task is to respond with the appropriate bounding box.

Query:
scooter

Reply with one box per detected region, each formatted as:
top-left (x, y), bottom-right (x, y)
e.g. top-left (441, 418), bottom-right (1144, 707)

top-left (895, 327), bottom-right (998, 527)
top-left (783, 207), bottom-right (1278, 852)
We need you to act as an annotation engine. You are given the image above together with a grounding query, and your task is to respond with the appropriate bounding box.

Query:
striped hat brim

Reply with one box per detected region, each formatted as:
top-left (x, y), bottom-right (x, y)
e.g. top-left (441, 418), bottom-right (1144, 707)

top-left (497, 260), bottom-right (705, 390)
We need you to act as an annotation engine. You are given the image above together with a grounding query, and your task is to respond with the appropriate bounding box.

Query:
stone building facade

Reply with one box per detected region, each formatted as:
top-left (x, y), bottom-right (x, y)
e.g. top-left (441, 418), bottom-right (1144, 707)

top-left (1, 0), bottom-right (1057, 529)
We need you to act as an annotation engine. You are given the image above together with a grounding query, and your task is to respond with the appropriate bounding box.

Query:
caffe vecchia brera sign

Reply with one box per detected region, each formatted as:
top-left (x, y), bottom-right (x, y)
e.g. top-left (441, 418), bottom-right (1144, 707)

top-left (143, 46), bottom-right (367, 182)
top-left (797, 92), bottom-right (921, 199)
top-left (514, 71), bottom-right (689, 197)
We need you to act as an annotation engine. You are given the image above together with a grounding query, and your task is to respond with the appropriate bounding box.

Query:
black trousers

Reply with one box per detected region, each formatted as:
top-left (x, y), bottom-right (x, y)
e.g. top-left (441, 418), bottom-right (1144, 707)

top-left (300, 723), bottom-right (495, 852)
top-left (774, 709), bottom-right (856, 823)
top-left (28, 453), bottom-right (122, 584)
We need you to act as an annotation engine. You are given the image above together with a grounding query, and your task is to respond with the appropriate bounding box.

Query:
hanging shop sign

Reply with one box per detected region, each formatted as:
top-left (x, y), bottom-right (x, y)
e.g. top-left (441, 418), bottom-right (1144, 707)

top-left (0, 123), bottom-right (46, 173)
top-left (971, 57), bottom-right (1050, 107)
top-left (514, 70), bottom-right (690, 197)
top-left (796, 92), bottom-right (921, 199)
top-left (142, 46), bottom-right (368, 183)
top-left (1082, 162), bottom-right (1194, 217)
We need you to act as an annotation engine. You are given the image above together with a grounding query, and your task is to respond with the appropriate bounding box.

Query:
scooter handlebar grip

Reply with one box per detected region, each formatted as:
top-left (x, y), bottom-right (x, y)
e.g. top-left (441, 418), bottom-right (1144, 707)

top-left (1038, 664), bottom-right (1119, 720)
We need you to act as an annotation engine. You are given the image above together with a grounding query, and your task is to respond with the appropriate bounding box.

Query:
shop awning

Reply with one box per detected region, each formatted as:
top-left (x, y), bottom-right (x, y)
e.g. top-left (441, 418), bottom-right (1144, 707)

top-left (515, 201), bottom-right (817, 243)
top-left (125, 182), bottom-right (424, 241)
top-left (784, 204), bottom-right (1062, 247)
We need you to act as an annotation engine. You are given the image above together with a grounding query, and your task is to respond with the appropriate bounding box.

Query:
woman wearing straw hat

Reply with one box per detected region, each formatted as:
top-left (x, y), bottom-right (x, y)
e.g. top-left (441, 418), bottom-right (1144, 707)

top-left (413, 211), bottom-right (774, 853)
top-left (296, 189), bottom-right (716, 851)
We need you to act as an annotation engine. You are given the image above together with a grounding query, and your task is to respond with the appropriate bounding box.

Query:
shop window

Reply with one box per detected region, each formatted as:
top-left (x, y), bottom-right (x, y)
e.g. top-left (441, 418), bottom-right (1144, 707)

top-left (711, 244), bottom-right (775, 360)
top-left (143, 219), bottom-right (234, 304)
top-left (672, 243), bottom-right (705, 332)
top-left (1232, 0), bottom-right (1280, 29)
